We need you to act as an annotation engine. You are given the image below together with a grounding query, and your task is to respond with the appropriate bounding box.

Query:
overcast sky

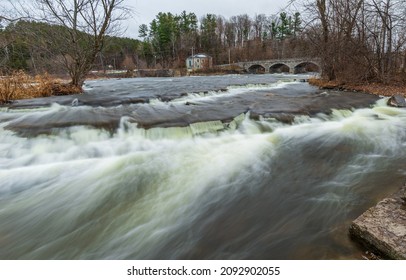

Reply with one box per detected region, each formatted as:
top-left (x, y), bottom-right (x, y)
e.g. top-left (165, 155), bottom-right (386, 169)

top-left (125, 0), bottom-right (292, 38)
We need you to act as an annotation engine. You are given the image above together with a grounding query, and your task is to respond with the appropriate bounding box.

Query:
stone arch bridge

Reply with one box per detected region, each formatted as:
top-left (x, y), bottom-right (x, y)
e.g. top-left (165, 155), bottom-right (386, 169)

top-left (220, 58), bottom-right (321, 74)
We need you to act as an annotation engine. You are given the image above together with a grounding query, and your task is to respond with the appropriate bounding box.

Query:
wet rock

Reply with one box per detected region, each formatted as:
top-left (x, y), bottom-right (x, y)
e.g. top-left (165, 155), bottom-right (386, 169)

top-left (185, 102), bottom-right (199, 106)
top-left (387, 95), bottom-right (406, 107)
top-left (3, 83), bottom-right (380, 136)
top-left (349, 185), bottom-right (406, 259)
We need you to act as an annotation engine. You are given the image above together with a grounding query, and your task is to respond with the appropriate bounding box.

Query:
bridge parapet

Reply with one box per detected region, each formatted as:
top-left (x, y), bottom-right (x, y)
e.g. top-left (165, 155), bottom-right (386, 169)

top-left (219, 57), bottom-right (321, 74)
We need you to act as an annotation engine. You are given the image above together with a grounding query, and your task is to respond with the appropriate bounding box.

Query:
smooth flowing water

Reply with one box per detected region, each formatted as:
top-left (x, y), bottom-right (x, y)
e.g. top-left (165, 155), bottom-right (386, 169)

top-left (0, 74), bottom-right (405, 259)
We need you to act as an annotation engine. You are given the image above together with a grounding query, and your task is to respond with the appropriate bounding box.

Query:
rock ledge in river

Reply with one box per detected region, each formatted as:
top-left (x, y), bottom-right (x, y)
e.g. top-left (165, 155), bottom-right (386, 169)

top-left (387, 95), bottom-right (406, 107)
top-left (349, 185), bottom-right (406, 259)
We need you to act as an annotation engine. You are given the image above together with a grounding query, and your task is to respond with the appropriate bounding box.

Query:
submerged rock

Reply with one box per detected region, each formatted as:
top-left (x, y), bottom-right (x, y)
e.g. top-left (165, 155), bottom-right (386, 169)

top-left (71, 98), bottom-right (79, 106)
top-left (387, 95), bottom-right (406, 107)
top-left (349, 185), bottom-right (406, 259)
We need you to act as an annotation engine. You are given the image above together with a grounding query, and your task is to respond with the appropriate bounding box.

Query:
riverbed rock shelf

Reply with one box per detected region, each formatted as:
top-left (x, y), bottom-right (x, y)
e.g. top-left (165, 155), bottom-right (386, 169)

top-left (349, 185), bottom-right (406, 259)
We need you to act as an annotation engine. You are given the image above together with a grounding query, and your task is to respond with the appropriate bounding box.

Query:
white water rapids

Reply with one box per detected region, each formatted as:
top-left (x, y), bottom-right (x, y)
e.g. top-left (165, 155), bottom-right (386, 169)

top-left (0, 78), bottom-right (405, 259)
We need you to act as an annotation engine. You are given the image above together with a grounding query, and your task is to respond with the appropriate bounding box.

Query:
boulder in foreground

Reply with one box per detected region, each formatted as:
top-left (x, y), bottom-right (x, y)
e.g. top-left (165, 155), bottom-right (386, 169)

top-left (349, 185), bottom-right (406, 259)
top-left (387, 95), bottom-right (406, 107)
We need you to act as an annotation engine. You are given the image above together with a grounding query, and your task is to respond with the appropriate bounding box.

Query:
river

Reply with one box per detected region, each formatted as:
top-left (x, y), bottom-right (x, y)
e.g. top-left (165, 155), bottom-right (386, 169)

top-left (0, 74), bottom-right (405, 259)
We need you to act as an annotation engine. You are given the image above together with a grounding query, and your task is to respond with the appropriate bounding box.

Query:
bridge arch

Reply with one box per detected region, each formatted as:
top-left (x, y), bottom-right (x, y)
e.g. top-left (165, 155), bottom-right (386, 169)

top-left (248, 64), bottom-right (266, 74)
top-left (293, 61), bottom-right (320, 74)
top-left (269, 63), bottom-right (290, 74)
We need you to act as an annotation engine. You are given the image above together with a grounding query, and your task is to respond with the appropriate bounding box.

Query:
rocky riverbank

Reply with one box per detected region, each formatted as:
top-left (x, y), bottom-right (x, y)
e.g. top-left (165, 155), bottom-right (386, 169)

top-left (308, 78), bottom-right (406, 97)
top-left (350, 185), bottom-right (406, 259)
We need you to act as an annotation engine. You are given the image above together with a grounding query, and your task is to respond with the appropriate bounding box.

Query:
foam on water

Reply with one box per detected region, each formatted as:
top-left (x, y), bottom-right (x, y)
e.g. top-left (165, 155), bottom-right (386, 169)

top-left (149, 80), bottom-right (299, 105)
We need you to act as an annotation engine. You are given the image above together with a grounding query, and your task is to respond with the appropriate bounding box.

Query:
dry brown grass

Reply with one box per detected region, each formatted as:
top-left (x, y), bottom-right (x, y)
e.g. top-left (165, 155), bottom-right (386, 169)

top-left (308, 77), bottom-right (344, 89)
top-left (0, 71), bottom-right (82, 104)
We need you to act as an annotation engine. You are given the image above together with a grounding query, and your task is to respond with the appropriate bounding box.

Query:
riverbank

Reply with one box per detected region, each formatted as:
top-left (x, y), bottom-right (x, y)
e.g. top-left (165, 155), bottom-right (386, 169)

top-left (0, 72), bottom-right (81, 104)
top-left (350, 184), bottom-right (406, 259)
top-left (308, 78), bottom-right (406, 97)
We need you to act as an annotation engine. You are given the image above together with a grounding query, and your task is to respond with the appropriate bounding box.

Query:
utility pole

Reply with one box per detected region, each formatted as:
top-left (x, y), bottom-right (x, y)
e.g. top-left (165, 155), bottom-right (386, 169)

top-left (228, 48), bottom-right (231, 65)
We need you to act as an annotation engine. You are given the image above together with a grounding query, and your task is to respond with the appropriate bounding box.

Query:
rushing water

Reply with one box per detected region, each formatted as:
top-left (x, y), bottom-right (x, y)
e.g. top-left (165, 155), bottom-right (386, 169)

top-left (0, 74), bottom-right (405, 259)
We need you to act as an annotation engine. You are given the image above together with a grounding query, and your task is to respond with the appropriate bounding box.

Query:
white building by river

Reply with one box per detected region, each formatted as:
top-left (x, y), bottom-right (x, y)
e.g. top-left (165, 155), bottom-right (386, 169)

top-left (186, 53), bottom-right (213, 72)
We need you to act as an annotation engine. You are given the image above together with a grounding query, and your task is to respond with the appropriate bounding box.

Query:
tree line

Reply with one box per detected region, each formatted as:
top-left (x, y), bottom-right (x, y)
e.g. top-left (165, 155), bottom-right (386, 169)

top-left (138, 11), bottom-right (305, 68)
top-left (0, 20), bottom-right (141, 74)
top-left (1, 0), bottom-right (406, 88)
top-left (1, 8), bottom-right (308, 78)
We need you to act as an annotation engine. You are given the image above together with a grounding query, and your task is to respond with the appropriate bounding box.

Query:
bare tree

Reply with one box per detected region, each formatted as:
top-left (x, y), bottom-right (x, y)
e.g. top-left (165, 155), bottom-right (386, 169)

top-left (0, 2), bottom-right (18, 23)
top-left (224, 20), bottom-right (236, 48)
top-left (252, 14), bottom-right (268, 42)
top-left (1, 3), bottom-right (16, 70)
top-left (295, 0), bottom-right (406, 82)
top-left (11, 0), bottom-right (129, 88)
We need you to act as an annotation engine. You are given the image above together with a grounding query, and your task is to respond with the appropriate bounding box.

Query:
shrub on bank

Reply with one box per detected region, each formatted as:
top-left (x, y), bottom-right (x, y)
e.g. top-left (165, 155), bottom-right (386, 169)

top-left (0, 71), bottom-right (81, 104)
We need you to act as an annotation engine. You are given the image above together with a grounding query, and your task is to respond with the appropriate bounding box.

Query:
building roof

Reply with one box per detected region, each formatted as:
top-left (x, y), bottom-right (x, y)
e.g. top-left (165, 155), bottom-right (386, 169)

top-left (187, 53), bottom-right (211, 59)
